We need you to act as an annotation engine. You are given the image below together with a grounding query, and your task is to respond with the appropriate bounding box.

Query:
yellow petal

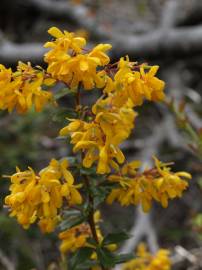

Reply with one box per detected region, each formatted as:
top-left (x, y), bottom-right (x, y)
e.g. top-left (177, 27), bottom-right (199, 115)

top-left (80, 60), bottom-right (89, 71)
top-left (48, 27), bottom-right (63, 38)
top-left (41, 190), bottom-right (50, 203)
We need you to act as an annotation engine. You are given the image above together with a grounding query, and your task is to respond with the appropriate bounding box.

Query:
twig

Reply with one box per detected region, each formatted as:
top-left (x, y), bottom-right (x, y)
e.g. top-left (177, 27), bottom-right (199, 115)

top-left (174, 245), bottom-right (197, 264)
top-left (84, 175), bottom-right (108, 270)
top-left (0, 249), bottom-right (15, 270)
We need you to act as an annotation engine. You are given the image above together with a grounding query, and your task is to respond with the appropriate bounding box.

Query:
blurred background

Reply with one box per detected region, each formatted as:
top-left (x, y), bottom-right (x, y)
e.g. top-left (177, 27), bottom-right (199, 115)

top-left (1, 0), bottom-right (202, 269)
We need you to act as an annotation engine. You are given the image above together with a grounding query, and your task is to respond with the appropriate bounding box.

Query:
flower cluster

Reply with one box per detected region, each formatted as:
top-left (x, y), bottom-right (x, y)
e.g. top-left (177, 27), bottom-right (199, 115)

top-left (107, 157), bottom-right (191, 212)
top-left (44, 27), bottom-right (111, 90)
top-left (0, 62), bottom-right (54, 113)
top-left (5, 159), bottom-right (82, 232)
top-left (48, 26), bottom-right (165, 174)
top-left (59, 211), bottom-right (100, 254)
top-left (110, 57), bottom-right (165, 107)
top-left (122, 243), bottom-right (171, 270)
top-left (59, 211), bottom-right (116, 254)
top-left (59, 223), bottom-right (91, 253)
top-left (60, 101), bottom-right (136, 174)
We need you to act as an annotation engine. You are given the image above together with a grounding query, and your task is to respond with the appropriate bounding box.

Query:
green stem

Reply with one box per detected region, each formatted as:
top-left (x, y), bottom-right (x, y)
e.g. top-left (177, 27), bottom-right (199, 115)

top-left (185, 122), bottom-right (200, 144)
top-left (84, 175), bottom-right (108, 270)
top-left (76, 83), bottom-right (81, 108)
top-left (83, 176), bottom-right (99, 244)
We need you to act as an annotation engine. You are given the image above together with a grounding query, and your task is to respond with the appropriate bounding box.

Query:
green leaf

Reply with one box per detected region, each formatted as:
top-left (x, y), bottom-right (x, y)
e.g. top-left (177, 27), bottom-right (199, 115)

top-left (193, 213), bottom-right (202, 227)
top-left (54, 87), bottom-right (76, 100)
top-left (59, 215), bottom-right (85, 231)
top-left (92, 185), bottom-right (113, 208)
top-left (59, 156), bottom-right (77, 167)
top-left (86, 237), bottom-right (97, 247)
top-left (75, 260), bottom-right (98, 270)
top-left (197, 177), bottom-right (202, 189)
top-left (96, 247), bottom-right (116, 268)
top-left (52, 107), bottom-right (77, 123)
top-left (70, 247), bottom-right (94, 270)
top-left (114, 253), bottom-right (135, 264)
top-left (67, 156), bottom-right (77, 165)
top-left (102, 232), bottom-right (130, 246)
top-left (62, 209), bottom-right (81, 219)
top-left (93, 188), bottom-right (108, 208)
top-left (80, 166), bottom-right (97, 176)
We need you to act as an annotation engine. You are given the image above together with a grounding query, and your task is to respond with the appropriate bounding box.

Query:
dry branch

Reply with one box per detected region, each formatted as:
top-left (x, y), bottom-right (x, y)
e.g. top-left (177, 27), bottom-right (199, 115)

top-left (0, 41), bottom-right (44, 64)
top-left (112, 25), bottom-right (202, 58)
top-left (1, 24), bottom-right (202, 64)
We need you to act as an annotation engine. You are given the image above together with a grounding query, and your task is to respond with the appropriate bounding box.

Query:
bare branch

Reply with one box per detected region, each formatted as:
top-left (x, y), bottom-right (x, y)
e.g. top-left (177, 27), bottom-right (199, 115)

top-left (112, 25), bottom-right (202, 58)
top-left (160, 0), bottom-right (181, 29)
top-left (0, 30), bottom-right (44, 64)
top-left (0, 41), bottom-right (45, 64)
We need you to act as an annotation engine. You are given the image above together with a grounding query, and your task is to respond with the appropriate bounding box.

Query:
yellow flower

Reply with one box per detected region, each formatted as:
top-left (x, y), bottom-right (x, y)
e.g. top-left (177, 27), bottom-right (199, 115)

top-left (57, 54), bottom-right (106, 90)
top-left (140, 65), bottom-right (165, 102)
top-left (0, 64), bottom-right (12, 110)
top-left (88, 44), bottom-right (112, 66)
top-left (152, 157), bottom-right (191, 208)
top-left (113, 57), bottom-right (165, 107)
top-left (5, 166), bottom-right (38, 228)
top-left (59, 87), bottom-right (137, 174)
top-left (59, 223), bottom-right (91, 253)
top-left (107, 174), bottom-right (154, 212)
top-left (59, 211), bottom-right (116, 254)
top-left (121, 160), bottom-right (142, 176)
top-left (5, 159), bottom-right (82, 232)
top-left (107, 157), bottom-right (191, 212)
top-left (122, 243), bottom-right (171, 270)
top-left (147, 249), bottom-right (171, 270)
top-left (44, 27), bottom-right (86, 54)
top-left (60, 101), bottom-right (136, 174)
top-left (59, 211), bottom-right (100, 254)
top-left (38, 217), bottom-right (59, 233)
top-left (44, 27), bottom-right (111, 90)
top-left (0, 62), bottom-right (54, 113)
